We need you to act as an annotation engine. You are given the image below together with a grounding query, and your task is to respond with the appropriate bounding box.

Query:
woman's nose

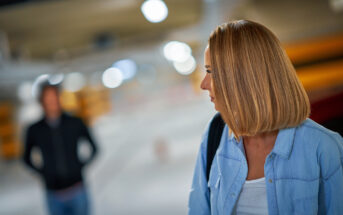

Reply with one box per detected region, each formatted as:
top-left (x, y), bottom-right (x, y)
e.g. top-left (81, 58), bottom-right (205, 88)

top-left (200, 73), bottom-right (211, 91)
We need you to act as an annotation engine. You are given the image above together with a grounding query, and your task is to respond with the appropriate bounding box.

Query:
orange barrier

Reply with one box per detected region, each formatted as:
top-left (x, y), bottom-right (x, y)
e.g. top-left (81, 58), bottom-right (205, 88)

top-left (297, 60), bottom-right (343, 91)
top-left (285, 32), bottom-right (343, 66)
top-left (0, 102), bottom-right (21, 159)
top-left (283, 32), bottom-right (343, 91)
top-left (60, 87), bottom-right (111, 125)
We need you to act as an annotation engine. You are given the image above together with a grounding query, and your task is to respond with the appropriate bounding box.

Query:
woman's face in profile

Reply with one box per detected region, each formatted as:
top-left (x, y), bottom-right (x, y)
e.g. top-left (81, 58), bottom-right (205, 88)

top-left (201, 47), bottom-right (221, 111)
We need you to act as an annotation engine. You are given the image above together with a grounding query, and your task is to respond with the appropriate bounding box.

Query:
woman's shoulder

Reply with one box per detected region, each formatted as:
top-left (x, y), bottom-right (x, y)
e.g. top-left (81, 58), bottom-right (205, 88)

top-left (297, 118), bottom-right (342, 145)
top-left (293, 118), bottom-right (342, 160)
top-left (297, 118), bottom-right (343, 177)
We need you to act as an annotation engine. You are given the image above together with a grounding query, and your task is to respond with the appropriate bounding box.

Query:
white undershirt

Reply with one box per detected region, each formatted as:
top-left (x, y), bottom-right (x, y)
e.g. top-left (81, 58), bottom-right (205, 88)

top-left (232, 177), bottom-right (269, 215)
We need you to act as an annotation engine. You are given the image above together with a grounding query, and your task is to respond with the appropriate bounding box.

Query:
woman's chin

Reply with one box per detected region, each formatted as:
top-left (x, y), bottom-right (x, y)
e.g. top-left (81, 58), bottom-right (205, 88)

top-left (213, 104), bottom-right (219, 111)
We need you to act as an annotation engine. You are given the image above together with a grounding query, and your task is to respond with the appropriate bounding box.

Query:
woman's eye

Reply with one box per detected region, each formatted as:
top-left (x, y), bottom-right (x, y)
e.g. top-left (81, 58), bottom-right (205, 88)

top-left (206, 69), bottom-right (212, 74)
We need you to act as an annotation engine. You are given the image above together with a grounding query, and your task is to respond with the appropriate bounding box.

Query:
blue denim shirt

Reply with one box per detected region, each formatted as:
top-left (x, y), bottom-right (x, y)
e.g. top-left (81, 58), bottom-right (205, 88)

top-left (188, 118), bottom-right (343, 215)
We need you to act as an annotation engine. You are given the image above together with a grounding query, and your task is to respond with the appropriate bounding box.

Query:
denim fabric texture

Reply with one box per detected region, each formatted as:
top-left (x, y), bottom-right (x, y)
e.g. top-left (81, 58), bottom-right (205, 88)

top-left (46, 185), bottom-right (89, 215)
top-left (188, 118), bottom-right (343, 215)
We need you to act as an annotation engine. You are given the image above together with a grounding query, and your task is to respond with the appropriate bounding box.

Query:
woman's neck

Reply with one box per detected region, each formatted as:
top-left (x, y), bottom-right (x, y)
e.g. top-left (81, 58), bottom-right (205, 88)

top-left (242, 130), bottom-right (279, 180)
top-left (243, 130), bottom-right (279, 149)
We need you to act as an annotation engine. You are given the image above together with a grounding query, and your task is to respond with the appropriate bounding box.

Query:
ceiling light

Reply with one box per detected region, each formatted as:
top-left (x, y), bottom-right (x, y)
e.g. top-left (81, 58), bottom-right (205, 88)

top-left (32, 74), bottom-right (49, 98)
top-left (18, 81), bottom-right (33, 103)
top-left (141, 0), bottom-right (168, 23)
top-left (173, 56), bottom-right (196, 75)
top-left (48, 73), bottom-right (64, 85)
top-left (163, 41), bottom-right (192, 63)
top-left (102, 68), bottom-right (123, 88)
top-left (63, 72), bottom-right (86, 92)
top-left (112, 59), bottom-right (137, 80)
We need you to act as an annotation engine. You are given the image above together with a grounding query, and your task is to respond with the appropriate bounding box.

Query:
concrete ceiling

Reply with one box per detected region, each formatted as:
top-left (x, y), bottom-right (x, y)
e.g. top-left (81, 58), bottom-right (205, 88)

top-left (0, 0), bottom-right (203, 59)
top-left (1, 0), bottom-right (343, 101)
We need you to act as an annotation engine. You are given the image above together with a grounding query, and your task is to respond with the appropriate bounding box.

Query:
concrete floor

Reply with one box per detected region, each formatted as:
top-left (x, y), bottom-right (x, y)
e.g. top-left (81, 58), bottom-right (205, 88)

top-left (0, 86), bottom-right (215, 215)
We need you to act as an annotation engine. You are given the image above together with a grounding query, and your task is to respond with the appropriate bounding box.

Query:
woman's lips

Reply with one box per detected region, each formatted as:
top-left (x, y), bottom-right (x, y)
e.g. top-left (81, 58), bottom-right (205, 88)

top-left (210, 96), bottom-right (214, 102)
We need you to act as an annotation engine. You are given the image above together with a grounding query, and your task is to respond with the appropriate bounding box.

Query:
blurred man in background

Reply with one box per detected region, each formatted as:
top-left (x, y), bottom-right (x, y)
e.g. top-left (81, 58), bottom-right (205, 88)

top-left (23, 83), bottom-right (98, 215)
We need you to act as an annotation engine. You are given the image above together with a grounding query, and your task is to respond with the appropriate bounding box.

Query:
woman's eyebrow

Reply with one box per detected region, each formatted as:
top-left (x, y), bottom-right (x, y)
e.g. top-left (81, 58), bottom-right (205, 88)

top-left (205, 65), bottom-right (211, 68)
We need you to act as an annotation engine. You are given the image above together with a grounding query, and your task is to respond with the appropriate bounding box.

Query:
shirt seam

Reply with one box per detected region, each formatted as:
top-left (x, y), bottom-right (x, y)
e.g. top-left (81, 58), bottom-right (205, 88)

top-left (272, 158), bottom-right (279, 214)
top-left (217, 154), bottom-right (241, 162)
top-left (275, 177), bottom-right (319, 182)
top-left (302, 124), bottom-right (340, 143)
top-left (322, 164), bottom-right (341, 181)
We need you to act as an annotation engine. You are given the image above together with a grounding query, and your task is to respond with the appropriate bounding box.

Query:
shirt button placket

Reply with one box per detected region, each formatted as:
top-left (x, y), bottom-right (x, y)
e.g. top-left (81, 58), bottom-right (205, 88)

top-left (268, 154), bottom-right (274, 183)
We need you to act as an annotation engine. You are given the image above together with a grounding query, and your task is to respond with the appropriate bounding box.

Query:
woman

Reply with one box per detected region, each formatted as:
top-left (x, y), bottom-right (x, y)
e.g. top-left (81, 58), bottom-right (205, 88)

top-left (188, 20), bottom-right (343, 215)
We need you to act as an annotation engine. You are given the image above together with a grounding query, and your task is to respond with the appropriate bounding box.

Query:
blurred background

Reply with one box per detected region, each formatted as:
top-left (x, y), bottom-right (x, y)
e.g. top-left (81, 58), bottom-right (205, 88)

top-left (0, 0), bottom-right (343, 214)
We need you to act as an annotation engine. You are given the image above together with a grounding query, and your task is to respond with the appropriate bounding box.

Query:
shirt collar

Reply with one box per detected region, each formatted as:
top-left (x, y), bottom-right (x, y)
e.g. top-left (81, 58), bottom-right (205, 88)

top-left (227, 125), bottom-right (297, 159)
top-left (271, 126), bottom-right (296, 159)
top-left (228, 129), bottom-right (236, 141)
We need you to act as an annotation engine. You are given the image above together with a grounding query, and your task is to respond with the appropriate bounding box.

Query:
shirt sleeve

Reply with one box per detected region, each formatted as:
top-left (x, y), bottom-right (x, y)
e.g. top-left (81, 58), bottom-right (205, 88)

top-left (22, 126), bottom-right (42, 174)
top-left (317, 132), bottom-right (343, 214)
top-left (188, 124), bottom-right (211, 215)
top-left (78, 118), bottom-right (98, 166)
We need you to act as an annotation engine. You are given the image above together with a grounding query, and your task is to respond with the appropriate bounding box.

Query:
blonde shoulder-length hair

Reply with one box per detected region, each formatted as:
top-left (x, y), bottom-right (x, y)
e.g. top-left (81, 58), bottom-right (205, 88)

top-left (209, 20), bottom-right (310, 138)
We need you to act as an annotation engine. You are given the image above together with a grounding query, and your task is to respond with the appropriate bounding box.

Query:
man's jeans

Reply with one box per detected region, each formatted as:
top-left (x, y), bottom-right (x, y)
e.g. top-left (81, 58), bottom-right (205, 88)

top-left (46, 184), bottom-right (89, 215)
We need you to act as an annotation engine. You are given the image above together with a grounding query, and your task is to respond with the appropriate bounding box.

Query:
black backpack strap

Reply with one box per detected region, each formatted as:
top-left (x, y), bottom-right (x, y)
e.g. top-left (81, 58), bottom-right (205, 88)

top-left (206, 112), bottom-right (225, 182)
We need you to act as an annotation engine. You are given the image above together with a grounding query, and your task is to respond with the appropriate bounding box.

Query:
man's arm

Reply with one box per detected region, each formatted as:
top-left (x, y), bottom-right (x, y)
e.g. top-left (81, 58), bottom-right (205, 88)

top-left (23, 127), bottom-right (42, 174)
top-left (79, 119), bottom-right (98, 165)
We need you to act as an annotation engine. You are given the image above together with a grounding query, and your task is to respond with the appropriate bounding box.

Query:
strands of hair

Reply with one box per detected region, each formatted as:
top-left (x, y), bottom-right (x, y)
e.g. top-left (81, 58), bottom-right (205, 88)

top-left (208, 20), bottom-right (310, 138)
